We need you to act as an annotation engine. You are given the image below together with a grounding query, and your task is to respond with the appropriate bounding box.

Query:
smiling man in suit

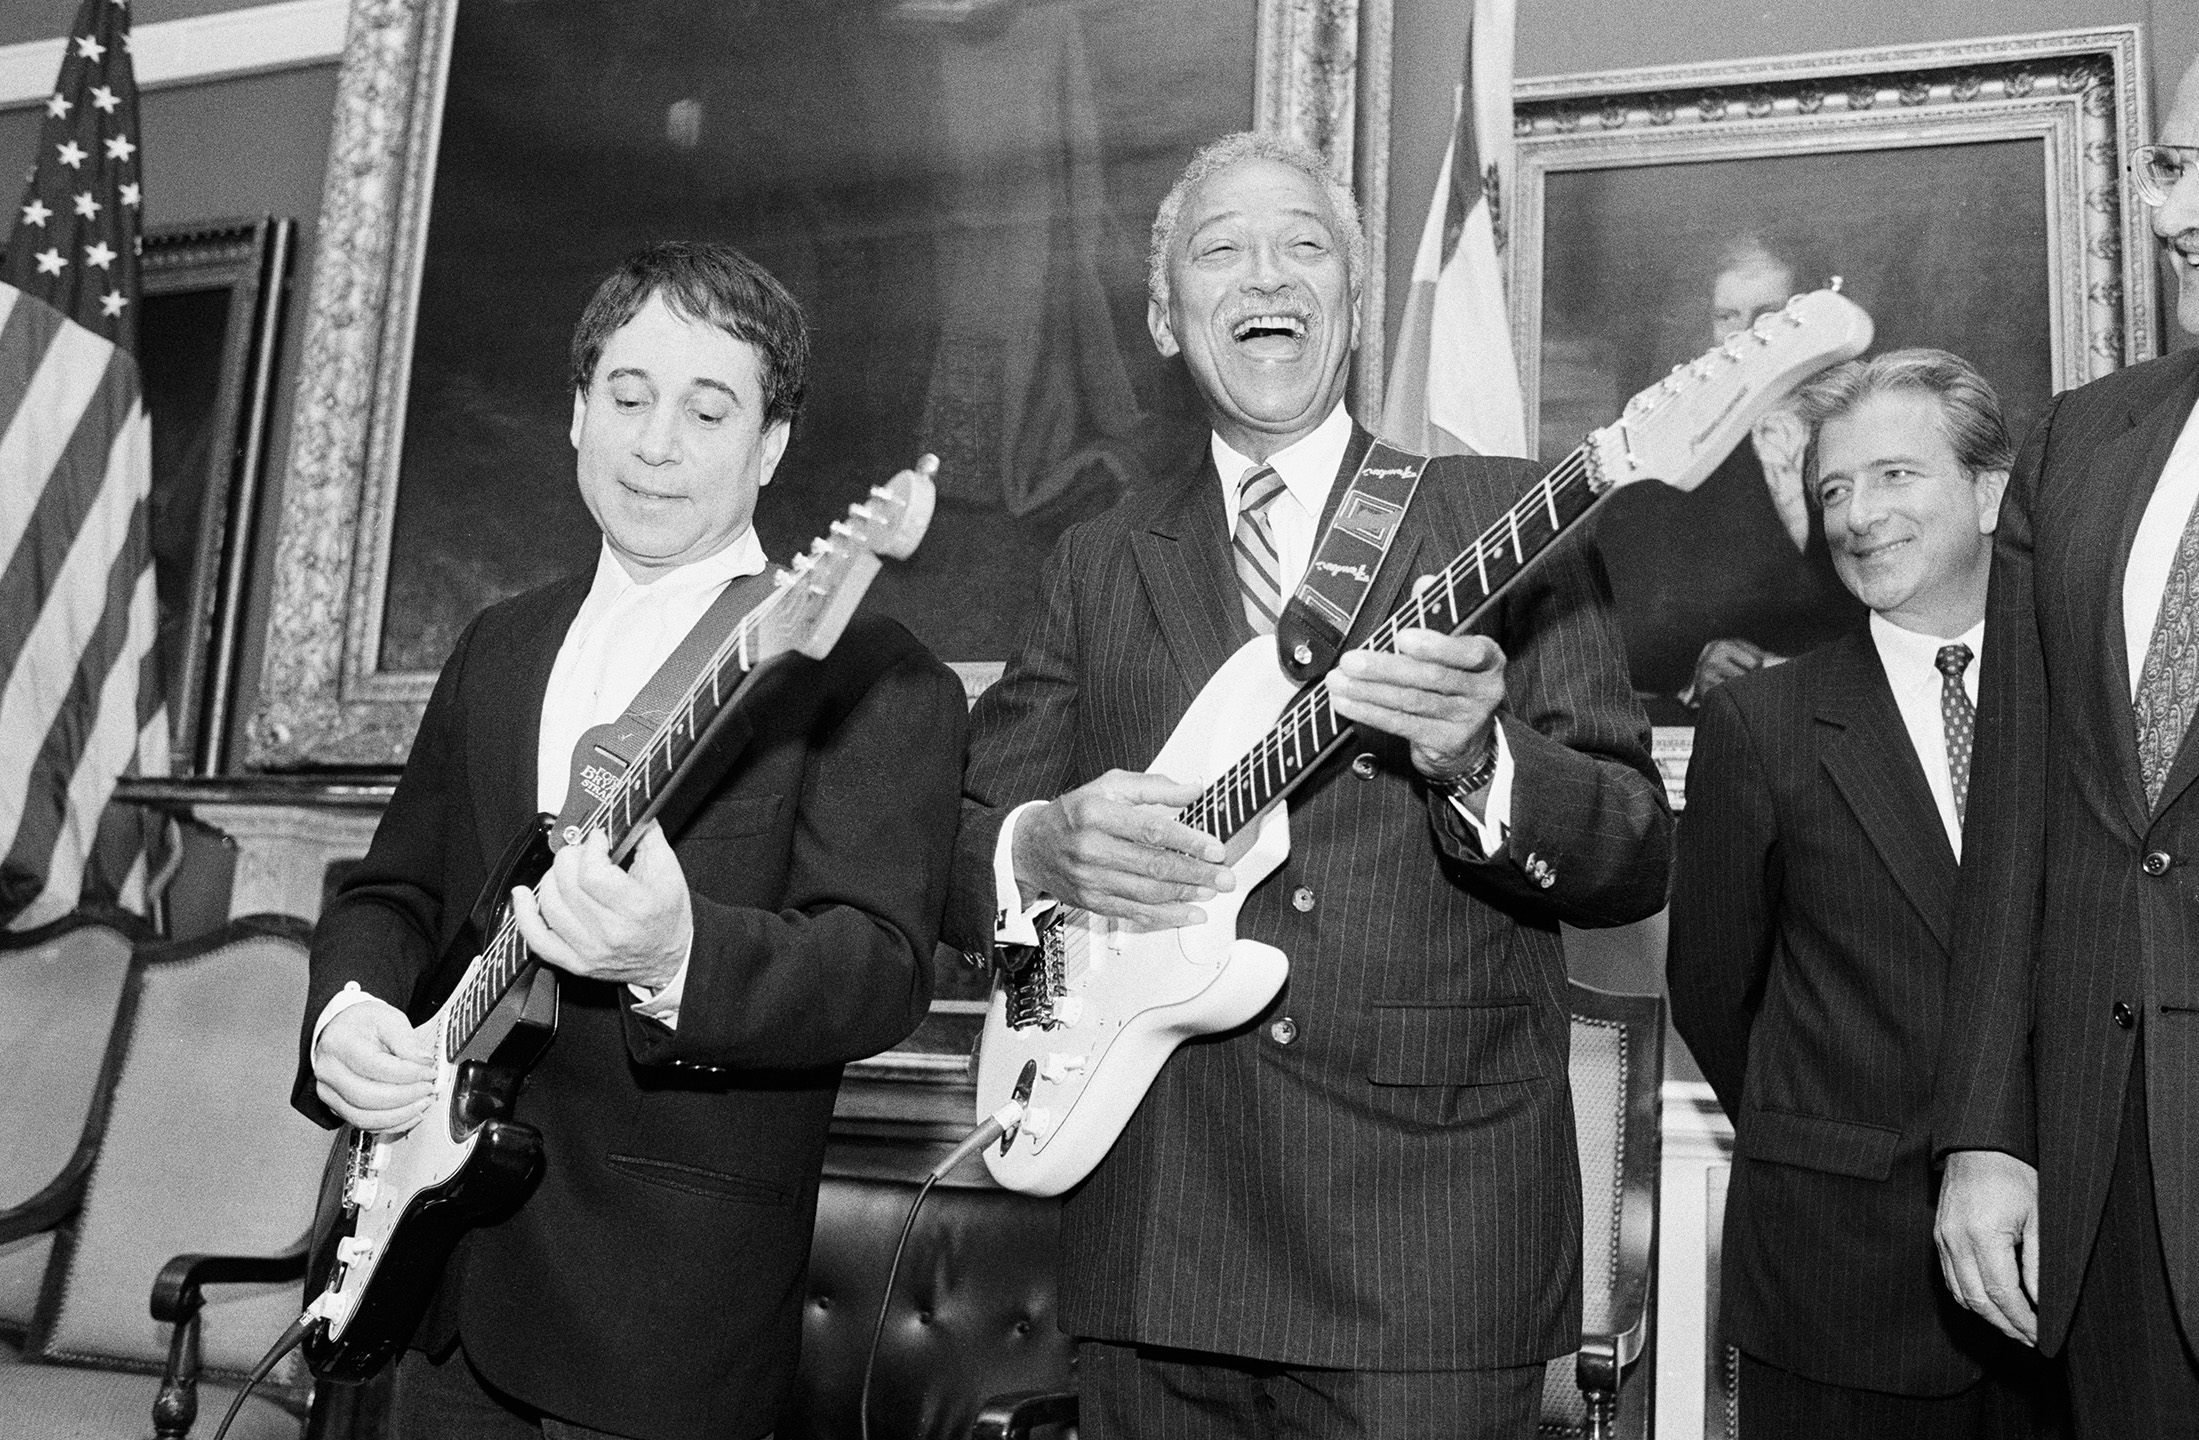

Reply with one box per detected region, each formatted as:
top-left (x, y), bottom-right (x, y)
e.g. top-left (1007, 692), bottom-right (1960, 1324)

top-left (294, 241), bottom-right (966, 1440)
top-left (946, 131), bottom-right (1672, 1439)
top-left (1670, 349), bottom-right (2066, 1437)
top-left (1932, 54), bottom-right (2199, 1437)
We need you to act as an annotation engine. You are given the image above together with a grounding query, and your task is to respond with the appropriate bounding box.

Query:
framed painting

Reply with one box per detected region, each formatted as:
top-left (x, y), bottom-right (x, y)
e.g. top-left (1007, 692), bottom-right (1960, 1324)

top-left (139, 216), bottom-right (295, 775)
top-left (1504, 28), bottom-right (2155, 798)
top-left (247, 0), bottom-right (1389, 774)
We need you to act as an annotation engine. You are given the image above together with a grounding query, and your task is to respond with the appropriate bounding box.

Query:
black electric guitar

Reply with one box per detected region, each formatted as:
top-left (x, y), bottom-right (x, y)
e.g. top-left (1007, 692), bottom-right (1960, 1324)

top-left (301, 461), bottom-right (937, 1383)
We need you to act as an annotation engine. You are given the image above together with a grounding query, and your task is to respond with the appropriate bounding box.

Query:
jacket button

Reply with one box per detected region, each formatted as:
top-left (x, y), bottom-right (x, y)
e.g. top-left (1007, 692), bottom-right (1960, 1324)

top-left (1351, 752), bottom-right (1378, 780)
top-left (1291, 886), bottom-right (1315, 912)
top-left (2114, 1001), bottom-right (2136, 1030)
top-left (2143, 850), bottom-right (2172, 877)
top-left (1269, 1016), bottom-right (1298, 1045)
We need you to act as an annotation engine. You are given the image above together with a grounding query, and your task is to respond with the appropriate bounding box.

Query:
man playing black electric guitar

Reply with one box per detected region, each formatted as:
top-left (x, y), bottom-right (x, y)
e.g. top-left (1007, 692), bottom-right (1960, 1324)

top-left (292, 242), bottom-right (966, 1440)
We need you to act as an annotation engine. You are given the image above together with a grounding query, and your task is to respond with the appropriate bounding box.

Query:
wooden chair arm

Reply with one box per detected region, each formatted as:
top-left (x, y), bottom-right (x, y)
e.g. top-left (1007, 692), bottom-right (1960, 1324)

top-left (970, 1388), bottom-right (1079, 1440)
top-left (151, 1237), bottom-right (313, 1323)
top-left (148, 1233), bottom-right (312, 1439)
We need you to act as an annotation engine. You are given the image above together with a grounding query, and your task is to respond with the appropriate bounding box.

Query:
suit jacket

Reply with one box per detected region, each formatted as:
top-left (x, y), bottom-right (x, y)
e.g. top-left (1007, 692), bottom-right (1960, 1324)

top-left (944, 426), bottom-right (1673, 1370)
top-left (1933, 347), bottom-right (2199, 1352)
top-left (291, 578), bottom-right (968, 1440)
top-left (1671, 628), bottom-right (2023, 1394)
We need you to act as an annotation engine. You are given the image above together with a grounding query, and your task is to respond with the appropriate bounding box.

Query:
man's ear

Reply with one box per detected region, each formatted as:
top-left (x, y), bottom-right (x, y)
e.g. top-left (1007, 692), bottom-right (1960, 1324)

top-left (569, 389), bottom-right (587, 451)
top-left (756, 419), bottom-right (792, 488)
top-left (1974, 467), bottom-right (2011, 535)
top-left (1147, 296), bottom-right (1180, 358)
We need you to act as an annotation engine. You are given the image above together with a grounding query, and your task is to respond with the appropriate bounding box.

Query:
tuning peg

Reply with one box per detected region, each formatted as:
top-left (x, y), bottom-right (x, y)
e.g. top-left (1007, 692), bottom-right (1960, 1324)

top-left (789, 552), bottom-right (815, 574)
top-left (1828, 275), bottom-right (1845, 294)
top-left (914, 453), bottom-right (940, 477)
top-left (848, 503), bottom-right (876, 522)
top-left (830, 519), bottom-right (853, 537)
top-left (809, 536), bottom-right (832, 554)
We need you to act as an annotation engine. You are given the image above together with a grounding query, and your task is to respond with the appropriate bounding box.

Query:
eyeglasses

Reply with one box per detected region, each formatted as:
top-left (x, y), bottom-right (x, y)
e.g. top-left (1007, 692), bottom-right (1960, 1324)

top-left (2133, 144), bottom-right (2199, 207)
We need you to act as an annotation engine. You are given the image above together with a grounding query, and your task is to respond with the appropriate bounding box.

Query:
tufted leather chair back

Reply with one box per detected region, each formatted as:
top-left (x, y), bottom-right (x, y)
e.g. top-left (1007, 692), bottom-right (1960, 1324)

top-left (781, 1174), bottom-right (1075, 1440)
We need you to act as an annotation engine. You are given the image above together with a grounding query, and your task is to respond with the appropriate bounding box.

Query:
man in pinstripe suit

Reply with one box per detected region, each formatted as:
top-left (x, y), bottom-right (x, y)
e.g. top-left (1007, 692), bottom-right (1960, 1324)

top-left (1934, 58), bottom-right (2199, 1437)
top-left (1669, 351), bottom-right (2061, 1438)
top-left (945, 132), bottom-right (1672, 1438)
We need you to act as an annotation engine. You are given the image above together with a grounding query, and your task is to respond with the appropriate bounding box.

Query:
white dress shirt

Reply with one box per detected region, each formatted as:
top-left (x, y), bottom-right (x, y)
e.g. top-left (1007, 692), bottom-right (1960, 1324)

top-left (993, 404), bottom-right (1515, 943)
top-left (317, 531), bottom-right (769, 1046)
top-left (1868, 612), bottom-right (1984, 859)
top-left (2122, 404), bottom-right (2199, 701)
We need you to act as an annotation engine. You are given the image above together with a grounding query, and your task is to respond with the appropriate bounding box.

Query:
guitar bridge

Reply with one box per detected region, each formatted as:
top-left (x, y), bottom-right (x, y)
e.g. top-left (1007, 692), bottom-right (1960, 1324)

top-left (1003, 914), bottom-right (1067, 1030)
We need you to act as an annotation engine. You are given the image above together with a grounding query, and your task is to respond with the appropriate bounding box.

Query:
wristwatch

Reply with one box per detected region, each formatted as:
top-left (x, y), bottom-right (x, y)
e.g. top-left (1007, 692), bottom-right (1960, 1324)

top-left (1438, 732), bottom-right (1500, 799)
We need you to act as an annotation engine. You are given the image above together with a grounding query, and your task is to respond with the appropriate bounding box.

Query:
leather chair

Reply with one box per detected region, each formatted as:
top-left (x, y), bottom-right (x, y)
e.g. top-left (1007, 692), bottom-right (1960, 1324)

top-left (0, 911), bottom-right (143, 1354)
top-left (0, 915), bottom-right (333, 1439)
top-left (1541, 980), bottom-right (1666, 1440)
top-left (782, 1167), bottom-right (1076, 1440)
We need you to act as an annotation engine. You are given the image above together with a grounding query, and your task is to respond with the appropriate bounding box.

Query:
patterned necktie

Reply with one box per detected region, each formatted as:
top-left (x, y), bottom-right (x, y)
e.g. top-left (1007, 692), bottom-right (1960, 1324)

top-left (2134, 500), bottom-right (2199, 807)
top-left (1936, 643), bottom-right (1975, 827)
top-left (1233, 465), bottom-right (1287, 636)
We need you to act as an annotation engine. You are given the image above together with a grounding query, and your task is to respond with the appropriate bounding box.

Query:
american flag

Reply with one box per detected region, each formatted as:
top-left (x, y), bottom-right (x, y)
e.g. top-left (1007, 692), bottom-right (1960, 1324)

top-left (1379, 0), bottom-right (1527, 459)
top-left (0, 0), bottom-right (164, 930)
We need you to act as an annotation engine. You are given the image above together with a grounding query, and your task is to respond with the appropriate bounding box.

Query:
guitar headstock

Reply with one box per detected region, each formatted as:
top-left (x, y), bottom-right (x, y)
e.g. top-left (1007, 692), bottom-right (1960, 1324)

top-left (1586, 285), bottom-right (1873, 496)
top-left (765, 454), bottom-right (939, 661)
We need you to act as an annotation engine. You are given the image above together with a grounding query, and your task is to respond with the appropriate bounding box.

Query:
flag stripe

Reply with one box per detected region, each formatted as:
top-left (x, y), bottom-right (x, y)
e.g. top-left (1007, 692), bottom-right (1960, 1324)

top-left (0, 286), bottom-right (108, 562)
top-left (0, 408), bottom-right (147, 855)
top-left (2, 483), bottom-right (151, 917)
top-left (0, 334), bottom-right (138, 686)
top-left (11, 561), bottom-right (158, 931)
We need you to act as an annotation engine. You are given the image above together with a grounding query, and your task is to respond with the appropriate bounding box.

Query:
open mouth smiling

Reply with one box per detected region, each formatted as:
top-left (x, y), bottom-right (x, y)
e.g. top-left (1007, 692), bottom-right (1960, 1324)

top-left (1231, 313), bottom-right (1310, 343)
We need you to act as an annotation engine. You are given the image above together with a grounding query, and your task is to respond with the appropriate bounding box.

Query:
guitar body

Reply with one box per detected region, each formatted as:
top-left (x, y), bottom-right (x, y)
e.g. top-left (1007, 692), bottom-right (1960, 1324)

top-left (977, 637), bottom-right (1303, 1196)
top-left (303, 822), bottom-right (560, 1383)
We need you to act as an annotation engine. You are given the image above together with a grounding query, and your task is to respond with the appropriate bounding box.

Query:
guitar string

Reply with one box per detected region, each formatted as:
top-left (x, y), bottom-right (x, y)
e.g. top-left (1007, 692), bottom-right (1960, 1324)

top-left (444, 505), bottom-right (894, 1055)
top-left (1177, 449), bottom-right (1595, 845)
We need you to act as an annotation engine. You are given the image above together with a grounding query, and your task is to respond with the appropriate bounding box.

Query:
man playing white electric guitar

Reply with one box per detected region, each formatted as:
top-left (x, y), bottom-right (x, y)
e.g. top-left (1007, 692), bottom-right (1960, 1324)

top-left (946, 132), bottom-right (1675, 1440)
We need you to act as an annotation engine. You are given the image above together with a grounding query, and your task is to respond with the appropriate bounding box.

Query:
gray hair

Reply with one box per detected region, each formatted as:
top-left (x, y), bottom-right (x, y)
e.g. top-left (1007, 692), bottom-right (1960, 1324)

top-left (1147, 131), bottom-right (1367, 313)
top-left (1792, 348), bottom-right (2015, 497)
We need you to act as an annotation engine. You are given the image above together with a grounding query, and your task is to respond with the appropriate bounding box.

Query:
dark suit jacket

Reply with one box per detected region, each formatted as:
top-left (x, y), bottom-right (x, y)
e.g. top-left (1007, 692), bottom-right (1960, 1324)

top-left (1671, 628), bottom-right (2024, 1395)
top-left (1933, 347), bottom-right (2199, 1353)
top-left (291, 578), bottom-right (967, 1440)
top-left (945, 426), bottom-right (1673, 1370)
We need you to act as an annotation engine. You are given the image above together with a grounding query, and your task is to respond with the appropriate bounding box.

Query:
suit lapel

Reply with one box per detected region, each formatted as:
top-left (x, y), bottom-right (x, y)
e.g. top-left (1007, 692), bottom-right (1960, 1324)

top-left (1130, 454), bottom-right (1251, 691)
top-left (472, 578), bottom-right (591, 852)
top-left (1813, 630), bottom-right (1957, 951)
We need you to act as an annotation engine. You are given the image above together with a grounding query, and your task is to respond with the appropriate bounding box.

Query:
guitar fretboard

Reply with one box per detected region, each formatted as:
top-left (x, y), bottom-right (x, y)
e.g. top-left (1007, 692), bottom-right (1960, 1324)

top-left (1178, 447), bottom-right (1601, 844)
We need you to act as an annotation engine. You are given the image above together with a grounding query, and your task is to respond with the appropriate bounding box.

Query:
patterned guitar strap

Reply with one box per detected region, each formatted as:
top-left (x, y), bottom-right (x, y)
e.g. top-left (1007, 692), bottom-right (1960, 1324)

top-left (1276, 441), bottom-right (1431, 683)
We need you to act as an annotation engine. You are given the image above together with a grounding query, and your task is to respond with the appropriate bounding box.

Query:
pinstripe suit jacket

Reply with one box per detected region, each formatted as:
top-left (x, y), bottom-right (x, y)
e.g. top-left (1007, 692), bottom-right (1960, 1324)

top-left (1933, 347), bottom-right (2199, 1353)
top-left (1671, 629), bottom-right (2021, 1395)
top-left (945, 426), bottom-right (1672, 1370)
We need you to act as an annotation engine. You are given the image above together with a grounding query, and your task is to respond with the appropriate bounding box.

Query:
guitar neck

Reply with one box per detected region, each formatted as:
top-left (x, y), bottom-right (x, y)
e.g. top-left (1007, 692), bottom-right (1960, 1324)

top-left (1179, 447), bottom-right (1602, 845)
top-left (441, 582), bottom-right (791, 1060)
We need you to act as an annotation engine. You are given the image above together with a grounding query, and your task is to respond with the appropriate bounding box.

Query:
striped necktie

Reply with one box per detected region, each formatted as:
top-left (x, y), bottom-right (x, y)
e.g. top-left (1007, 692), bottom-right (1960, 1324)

top-left (2135, 498), bottom-right (2199, 807)
top-left (1233, 465), bottom-right (1287, 636)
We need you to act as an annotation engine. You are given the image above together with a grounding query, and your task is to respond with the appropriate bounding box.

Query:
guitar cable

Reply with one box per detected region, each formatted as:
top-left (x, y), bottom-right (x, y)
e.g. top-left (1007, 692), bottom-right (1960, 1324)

top-left (858, 1097), bottom-right (1026, 1440)
top-left (207, 1307), bottom-right (317, 1440)
top-left (203, 1100), bottom-right (1023, 1440)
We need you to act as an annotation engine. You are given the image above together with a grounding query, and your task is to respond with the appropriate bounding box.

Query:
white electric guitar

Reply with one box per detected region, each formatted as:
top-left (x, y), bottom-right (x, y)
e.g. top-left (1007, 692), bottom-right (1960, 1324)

top-left (976, 286), bottom-right (1874, 1195)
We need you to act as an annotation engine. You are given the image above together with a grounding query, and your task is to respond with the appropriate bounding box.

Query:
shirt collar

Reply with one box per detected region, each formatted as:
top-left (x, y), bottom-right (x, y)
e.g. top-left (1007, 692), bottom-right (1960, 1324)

top-left (1211, 403), bottom-right (1355, 523)
top-left (1868, 610), bottom-right (1985, 681)
top-left (586, 527), bottom-right (770, 605)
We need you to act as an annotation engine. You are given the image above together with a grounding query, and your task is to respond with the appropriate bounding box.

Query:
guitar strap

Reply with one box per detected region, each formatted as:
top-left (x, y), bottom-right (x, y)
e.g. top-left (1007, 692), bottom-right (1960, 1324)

top-left (1275, 440), bottom-right (1430, 683)
top-left (551, 567), bottom-right (780, 845)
